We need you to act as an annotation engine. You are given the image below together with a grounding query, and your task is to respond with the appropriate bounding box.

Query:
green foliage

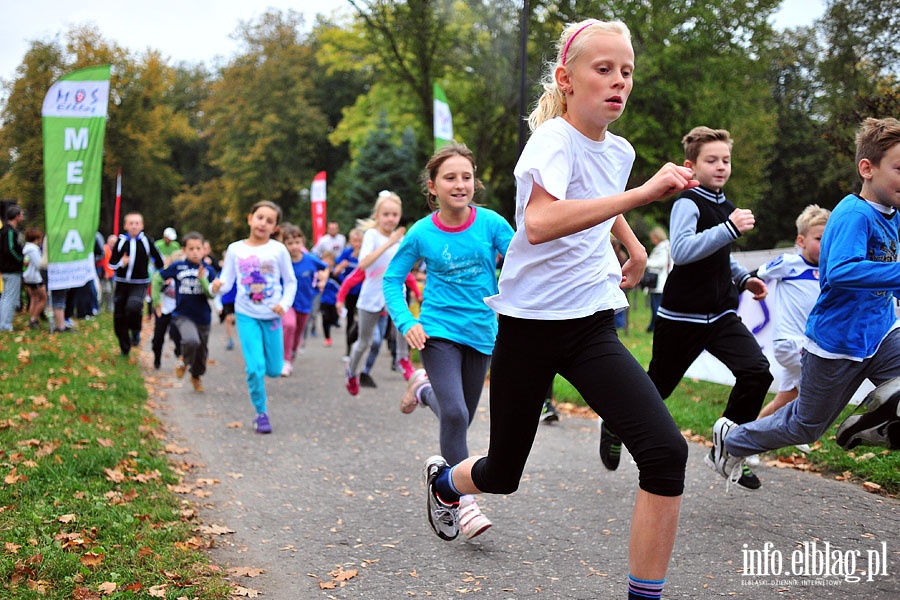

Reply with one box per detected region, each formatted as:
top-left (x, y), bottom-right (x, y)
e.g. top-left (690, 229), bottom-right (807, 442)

top-left (331, 113), bottom-right (423, 229)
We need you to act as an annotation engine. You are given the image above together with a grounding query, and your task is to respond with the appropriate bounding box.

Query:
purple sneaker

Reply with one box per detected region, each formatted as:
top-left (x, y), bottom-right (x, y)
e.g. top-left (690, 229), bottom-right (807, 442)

top-left (254, 412), bottom-right (272, 434)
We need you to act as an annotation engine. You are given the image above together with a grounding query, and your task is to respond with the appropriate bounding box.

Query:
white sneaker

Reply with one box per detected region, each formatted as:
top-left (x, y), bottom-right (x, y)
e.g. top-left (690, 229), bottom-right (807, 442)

top-left (423, 456), bottom-right (459, 541)
top-left (400, 369), bottom-right (429, 414)
top-left (281, 363), bottom-right (292, 377)
top-left (745, 454), bottom-right (760, 466)
top-left (458, 495), bottom-right (491, 540)
top-left (795, 443), bottom-right (812, 454)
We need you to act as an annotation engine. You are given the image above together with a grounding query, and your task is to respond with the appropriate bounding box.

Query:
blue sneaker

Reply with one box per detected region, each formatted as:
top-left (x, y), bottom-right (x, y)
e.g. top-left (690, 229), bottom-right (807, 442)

top-left (254, 413), bottom-right (272, 434)
top-left (226, 338), bottom-right (234, 351)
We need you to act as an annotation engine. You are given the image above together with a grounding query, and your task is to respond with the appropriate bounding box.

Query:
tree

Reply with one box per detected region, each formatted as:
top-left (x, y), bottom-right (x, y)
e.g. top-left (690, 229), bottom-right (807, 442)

top-left (331, 112), bottom-right (421, 229)
top-left (346, 0), bottom-right (462, 161)
top-left (200, 10), bottom-right (331, 232)
top-left (0, 40), bottom-right (66, 221)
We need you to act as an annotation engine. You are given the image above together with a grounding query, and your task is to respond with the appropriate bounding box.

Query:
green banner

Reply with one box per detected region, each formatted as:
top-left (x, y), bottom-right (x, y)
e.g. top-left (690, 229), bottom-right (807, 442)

top-left (42, 65), bottom-right (111, 291)
top-left (433, 83), bottom-right (453, 152)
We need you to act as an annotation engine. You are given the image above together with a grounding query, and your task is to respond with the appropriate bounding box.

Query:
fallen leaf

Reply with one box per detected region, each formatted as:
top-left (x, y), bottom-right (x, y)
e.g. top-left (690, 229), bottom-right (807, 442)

top-left (227, 567), bottom-right (266, 578)
top-left (98, 581), bottom-right (117, 594)
top-left (231, 585), bottom-right (261, 597)
top-left (58, 514), bottom-right (77, 524)
top-left (80, 552), bottom-right (104, 568)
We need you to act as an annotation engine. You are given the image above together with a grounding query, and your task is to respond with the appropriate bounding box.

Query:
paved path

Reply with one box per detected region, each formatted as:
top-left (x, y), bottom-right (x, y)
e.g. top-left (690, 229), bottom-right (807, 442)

top-left (148, 323), bottom-right (900, 599)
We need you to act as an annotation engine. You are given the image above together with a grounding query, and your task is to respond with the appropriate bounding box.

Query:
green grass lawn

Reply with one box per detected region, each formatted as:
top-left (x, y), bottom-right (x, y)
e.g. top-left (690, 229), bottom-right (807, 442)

top-left (0, 313), bottom-right (231, 599)
top-left (551, 290), bottom-right (900, 496)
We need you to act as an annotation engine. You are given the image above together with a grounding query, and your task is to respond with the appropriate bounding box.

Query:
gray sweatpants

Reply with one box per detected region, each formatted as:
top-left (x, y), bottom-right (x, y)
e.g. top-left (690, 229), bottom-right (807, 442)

top-left (725, 328), bottom-right (900, 456)
top-left (347, 308), bottom-right (407, 377)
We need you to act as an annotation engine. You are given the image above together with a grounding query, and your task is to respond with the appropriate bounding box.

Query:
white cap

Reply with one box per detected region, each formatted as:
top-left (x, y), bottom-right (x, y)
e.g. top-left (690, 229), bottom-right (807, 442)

top-left (163, 227), bottom-right (177, 240)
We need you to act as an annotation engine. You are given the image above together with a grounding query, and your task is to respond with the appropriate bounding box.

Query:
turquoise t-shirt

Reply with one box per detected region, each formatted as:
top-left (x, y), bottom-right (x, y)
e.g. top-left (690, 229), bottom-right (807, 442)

top-left (383, 206), bottom-right (513, 355)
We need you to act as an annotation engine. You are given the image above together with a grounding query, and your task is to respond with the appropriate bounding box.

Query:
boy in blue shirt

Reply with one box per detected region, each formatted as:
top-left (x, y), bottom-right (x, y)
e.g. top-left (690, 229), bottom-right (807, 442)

top-left (153, 232), bottom-right (216, 392)
top-left (710, 117), bottom-right (900, 490)
top-left (281, 224), bottom-right (327, 376)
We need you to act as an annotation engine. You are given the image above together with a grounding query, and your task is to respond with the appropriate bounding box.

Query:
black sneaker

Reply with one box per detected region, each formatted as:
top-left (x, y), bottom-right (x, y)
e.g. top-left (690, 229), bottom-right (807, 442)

top-left (359, 372), bottom-right (378, 388)
top-left (539, 399), bottom-right (559, 423)
top-left (736, 464), bottom-right (761, 490)
top-left (598, 419), bottom-right (622, 471)
top-left (836, 377), bottom-right (900, 450)
top-left (423, 455), bottom-right (459, 541)
top-left (153, 358), bottom-right (161, 370)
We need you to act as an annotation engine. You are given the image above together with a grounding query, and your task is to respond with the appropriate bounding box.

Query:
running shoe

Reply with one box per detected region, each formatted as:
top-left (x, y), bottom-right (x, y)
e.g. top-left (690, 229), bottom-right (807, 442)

top-left (398, 357), bottom-right (416, 381)
top-left (598, 419), bottom-right (622, 471)
top-left (254, 412), bottom-right (272, 434)
top-left (401, 369), bottom-right (429, 414)
top-left (281, 362), bottom-right (292, 377)
top-left (359, 372), bottom-right (377, 388)
top-left (346, 368), bottom-right (360, 396)
top-left (458, 496), bottom-right (492, 540)
top-left (540, 399), bottom-right (560, 423)
top-left (324, 338), bottom-right (333, 347)
top-left (836, 377), bottom-right (900, 450)
top-left (226, 338), bottom-right (234, 351)
top-left (423, 455), bottom-right (459, 541)
top-left (705, 417), bottom-right (759, 491)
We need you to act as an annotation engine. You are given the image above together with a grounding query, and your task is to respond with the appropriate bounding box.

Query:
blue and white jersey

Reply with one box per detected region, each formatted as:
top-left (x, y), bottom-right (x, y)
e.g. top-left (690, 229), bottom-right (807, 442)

top-left (757, 252), bottom-right (819, 342)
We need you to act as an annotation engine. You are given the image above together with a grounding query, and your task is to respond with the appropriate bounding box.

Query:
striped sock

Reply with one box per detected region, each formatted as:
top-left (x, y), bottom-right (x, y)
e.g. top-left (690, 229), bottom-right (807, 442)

top-left (628, 574), bottom-right (665, 599)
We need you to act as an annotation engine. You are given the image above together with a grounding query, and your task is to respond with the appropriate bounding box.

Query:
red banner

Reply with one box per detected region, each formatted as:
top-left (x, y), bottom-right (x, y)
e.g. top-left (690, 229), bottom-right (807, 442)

top-left (310, 171), bottom-right (327, 245)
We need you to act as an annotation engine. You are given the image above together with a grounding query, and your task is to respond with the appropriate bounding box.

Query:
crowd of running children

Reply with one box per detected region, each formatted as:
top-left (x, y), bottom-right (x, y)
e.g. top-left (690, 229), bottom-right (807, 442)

top-left (4, 16), bottom-right (899, 600)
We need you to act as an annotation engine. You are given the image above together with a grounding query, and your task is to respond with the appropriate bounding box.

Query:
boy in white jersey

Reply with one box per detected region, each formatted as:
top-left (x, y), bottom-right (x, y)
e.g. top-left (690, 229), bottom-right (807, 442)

top-left (754, 205), bottom-right (830, 421)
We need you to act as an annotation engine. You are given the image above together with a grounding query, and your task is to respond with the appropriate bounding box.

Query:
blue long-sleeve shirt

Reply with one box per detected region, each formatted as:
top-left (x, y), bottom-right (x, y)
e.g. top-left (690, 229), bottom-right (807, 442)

top-left (806, 194), bottom-right (900, 358)
top-left (383, 206), bottom-right (513, 356)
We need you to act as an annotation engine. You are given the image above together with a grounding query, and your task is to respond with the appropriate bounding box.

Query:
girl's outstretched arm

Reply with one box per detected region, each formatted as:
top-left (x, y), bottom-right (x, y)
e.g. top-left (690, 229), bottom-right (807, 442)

top-left (524, 163), bottom-right (696, 244)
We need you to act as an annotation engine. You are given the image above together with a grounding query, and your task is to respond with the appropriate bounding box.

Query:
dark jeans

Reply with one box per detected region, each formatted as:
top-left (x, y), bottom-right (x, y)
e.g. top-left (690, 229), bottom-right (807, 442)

top-left (648, 313), bottom-right (772, 425)
top-left (152, 312), bottom-right (182, 363)
top-left (471, 311), bottom-right (687, 498)
top-left (113, 282), bottom-right (146, 354)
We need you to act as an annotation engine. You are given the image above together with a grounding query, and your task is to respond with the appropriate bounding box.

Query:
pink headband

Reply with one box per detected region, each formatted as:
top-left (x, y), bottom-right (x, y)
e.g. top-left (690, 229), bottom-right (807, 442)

top-left (562, 20), bottom-right (600, 65)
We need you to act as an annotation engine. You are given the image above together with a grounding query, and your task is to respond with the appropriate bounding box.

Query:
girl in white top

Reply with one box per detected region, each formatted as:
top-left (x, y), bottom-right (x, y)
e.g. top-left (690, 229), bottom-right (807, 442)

top-left (345, 191), bottom-right (413, 395)
top-left (22, 228), bottom-right (46, 328)
top-left (212, 201), bottom-right (297, 434)
top-left (423, 20), bottom-right (697, 600)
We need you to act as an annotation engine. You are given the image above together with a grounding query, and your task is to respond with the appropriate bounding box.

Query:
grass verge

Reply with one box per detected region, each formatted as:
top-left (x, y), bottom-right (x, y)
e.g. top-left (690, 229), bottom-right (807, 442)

top-left (0, 313), bottom-right (231, 599)
top-left (551, 291), bottom-right (900, 496)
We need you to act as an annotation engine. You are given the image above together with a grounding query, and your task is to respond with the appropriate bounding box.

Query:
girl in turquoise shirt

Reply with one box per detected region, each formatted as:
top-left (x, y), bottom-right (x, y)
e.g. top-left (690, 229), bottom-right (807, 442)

top-left (383, 141), bottom-right (513, 540)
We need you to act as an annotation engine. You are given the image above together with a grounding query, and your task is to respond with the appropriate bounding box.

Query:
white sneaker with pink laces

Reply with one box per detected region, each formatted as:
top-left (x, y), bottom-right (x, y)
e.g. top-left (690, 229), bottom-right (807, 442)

top-left (458, 495), bottom-right (492, 540)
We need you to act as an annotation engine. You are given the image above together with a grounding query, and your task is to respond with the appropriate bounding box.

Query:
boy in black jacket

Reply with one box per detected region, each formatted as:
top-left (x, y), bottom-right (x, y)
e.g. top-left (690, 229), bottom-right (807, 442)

top-left (109, 212), bottom-right (164, 355)
top-left (0, 205), bottom-right (25, 331)
top-left (600, 127), bottom-right (772, 491)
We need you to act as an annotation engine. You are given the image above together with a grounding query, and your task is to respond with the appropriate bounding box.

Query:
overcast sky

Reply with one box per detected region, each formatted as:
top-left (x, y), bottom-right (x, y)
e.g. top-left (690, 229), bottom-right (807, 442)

top-left (1, 1), bottom-right (826, 86)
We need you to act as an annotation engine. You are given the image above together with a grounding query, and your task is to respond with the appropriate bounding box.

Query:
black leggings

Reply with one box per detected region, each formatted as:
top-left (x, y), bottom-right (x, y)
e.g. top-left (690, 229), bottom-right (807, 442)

top-left (471, 311), bottom-right (687, 497)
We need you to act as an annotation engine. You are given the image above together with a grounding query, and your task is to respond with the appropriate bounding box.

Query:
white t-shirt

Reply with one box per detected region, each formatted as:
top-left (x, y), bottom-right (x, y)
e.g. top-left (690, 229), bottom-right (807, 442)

top-left (356, 227), bottom-right (400, 313)
top-left (486, 117), bottom-right (634, 320)
top-left (217, 239), bottom-right (297, 320)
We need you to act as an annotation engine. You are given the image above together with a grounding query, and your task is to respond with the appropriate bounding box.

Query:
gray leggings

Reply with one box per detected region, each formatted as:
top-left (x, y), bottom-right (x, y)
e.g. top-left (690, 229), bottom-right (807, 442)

top-left (347, 308), bottom-right (407, 377)
top-left (420, 338), bottom-right (492, 465)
